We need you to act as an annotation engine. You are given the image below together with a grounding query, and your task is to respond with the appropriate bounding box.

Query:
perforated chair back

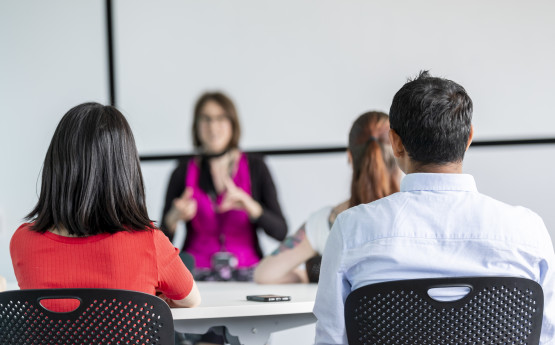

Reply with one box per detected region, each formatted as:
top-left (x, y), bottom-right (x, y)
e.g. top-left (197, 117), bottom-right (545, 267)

top-left (0, 288), bottom-right (175, 345)
top-left (345, 277), bottom-right (544, 345)
top-left (305, 255), bottom-right (322, 283)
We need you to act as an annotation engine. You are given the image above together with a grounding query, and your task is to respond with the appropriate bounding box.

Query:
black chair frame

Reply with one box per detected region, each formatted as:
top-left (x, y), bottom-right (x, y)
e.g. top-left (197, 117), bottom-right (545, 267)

top-left (0, 288), bottom-right (175, 345)
top-left (345, 276), bottom-right (544, 345)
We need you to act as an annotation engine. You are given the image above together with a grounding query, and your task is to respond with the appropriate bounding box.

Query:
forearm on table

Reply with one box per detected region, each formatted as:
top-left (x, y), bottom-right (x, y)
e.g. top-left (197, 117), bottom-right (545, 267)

top-left (254, 236), bottom-right (315, 284)
top-left (166, 281), bottom-right (201, 308)
top-left (254, 256), bottom-right (301, 284)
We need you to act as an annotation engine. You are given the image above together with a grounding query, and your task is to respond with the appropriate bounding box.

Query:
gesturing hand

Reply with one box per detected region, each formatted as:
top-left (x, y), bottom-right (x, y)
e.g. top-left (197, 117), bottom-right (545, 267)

top-left (218, 177), bottom-right (263, 220)
top-left (173, 187), bottom-right (198, 222)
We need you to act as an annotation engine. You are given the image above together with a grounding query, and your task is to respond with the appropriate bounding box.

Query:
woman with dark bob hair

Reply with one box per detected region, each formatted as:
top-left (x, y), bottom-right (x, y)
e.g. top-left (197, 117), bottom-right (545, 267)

top-left (254, 111), bottom-right (401, 284)
top-left (161, 92), bottom-right (287, 281)
top-left (10, 102), bottom-right (200, 309)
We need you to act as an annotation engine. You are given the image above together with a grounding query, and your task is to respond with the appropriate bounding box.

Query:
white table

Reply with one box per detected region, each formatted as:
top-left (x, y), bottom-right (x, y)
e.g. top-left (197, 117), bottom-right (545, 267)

top-left (171, 282), bottom-right (318, 345)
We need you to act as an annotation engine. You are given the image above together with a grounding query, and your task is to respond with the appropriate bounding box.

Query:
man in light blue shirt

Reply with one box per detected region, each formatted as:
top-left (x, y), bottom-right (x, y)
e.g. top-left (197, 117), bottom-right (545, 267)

top-left (314, 71), bottom-right (555, 345)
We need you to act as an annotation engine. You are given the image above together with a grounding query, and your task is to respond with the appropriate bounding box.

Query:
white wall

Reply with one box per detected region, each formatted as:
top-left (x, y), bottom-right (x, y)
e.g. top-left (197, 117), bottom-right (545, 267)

top-left (464, 145), bottom-right (555, 237)
top-left (0, 0), bottom-right (108, 281)
top-left (114, 0), bottom-right (555, 156)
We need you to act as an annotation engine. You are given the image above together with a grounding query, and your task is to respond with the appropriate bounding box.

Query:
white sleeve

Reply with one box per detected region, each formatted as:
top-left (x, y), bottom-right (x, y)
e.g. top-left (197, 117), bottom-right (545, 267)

top-left (540, 251), bottom-right (555, 345)
top-left (313, 217), bottom-right (350, 345)
top-left (538, 221), bottom-right (555, 344)
top-left (304, 206), bottom-right (333, 254)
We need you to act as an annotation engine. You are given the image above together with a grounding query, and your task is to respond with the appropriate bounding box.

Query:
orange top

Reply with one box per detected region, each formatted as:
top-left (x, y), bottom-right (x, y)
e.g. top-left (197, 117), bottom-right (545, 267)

top-left (10, 223), bottom-right (193, 306)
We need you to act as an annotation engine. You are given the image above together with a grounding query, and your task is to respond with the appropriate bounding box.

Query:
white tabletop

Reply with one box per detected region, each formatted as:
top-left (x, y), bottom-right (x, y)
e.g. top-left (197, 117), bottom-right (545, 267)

top-left (1, 281), bottom-right (318, 344)
top-left (171, 282), bottom-right (318, 320)
top-left (171, 282), bottom-right (318, 345)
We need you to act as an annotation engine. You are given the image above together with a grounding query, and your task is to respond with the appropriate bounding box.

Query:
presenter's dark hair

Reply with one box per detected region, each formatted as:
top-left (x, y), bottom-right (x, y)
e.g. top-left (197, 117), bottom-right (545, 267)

top-left (192, 91), bottom-right (241, 149)
top-left (27, 102), bottom-right (152, 236)
top-left (389, 71), bottom-right (473, 165)
top-left (348, 112), bottom-right (400, 207)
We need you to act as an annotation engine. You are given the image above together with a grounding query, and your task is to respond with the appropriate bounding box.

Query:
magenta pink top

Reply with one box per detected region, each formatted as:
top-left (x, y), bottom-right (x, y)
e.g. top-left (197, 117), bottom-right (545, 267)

top-left (185, 153), bottom-right (259, 268)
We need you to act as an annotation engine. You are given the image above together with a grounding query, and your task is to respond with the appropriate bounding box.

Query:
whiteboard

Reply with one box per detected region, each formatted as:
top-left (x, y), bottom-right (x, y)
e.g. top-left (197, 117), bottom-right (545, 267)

top-left (114, 0), bottom-right (555, 155)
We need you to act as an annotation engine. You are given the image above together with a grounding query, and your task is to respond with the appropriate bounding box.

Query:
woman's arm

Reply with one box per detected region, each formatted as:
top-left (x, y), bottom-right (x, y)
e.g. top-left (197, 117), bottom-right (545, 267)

top-left (159, 281), bottom-right (201, 308)
top-left (254, 225), bottom-right (317, 284)
top-left (249, 155), bottom-right (288, 241)
top-left (154, 229), bottom-right (199, 307)
top-left (160, 160), bottom-right (189, 239)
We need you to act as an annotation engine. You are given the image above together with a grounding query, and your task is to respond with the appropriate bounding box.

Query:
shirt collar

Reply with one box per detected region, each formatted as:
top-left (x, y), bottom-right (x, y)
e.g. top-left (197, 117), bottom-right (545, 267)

top-left (400, 173), bottom-right (478, 192)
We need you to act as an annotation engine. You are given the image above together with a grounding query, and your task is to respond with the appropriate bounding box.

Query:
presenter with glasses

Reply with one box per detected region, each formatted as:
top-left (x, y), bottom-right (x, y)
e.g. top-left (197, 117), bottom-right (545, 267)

top-left (161, 92), bottom-right (287, 282)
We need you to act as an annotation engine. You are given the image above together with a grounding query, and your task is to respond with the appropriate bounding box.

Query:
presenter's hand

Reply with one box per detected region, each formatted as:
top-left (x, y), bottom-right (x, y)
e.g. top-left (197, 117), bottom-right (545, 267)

top-left (219, 177), bottom-right (263, 220)
top-left (172, 187), bottom-right (198, 222)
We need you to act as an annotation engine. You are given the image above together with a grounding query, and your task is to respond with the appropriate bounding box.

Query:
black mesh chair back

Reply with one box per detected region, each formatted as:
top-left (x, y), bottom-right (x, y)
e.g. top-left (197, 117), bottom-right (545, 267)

top-left (305, 255), bottom-right (322, 283)
top-left (0, 288), bottom-right (175, 345)
top-left (345, 277), bottom-right (544, 345)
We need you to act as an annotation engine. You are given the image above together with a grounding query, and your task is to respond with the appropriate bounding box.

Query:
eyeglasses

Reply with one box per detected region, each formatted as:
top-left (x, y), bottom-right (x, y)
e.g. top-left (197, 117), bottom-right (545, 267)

top-left (198, 114), bottom-right (229, 124)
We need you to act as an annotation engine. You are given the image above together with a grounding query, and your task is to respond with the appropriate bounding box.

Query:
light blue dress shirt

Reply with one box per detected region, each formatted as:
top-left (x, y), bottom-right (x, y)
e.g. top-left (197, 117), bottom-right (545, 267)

top-left (314, 173), bottom-right (555, 345)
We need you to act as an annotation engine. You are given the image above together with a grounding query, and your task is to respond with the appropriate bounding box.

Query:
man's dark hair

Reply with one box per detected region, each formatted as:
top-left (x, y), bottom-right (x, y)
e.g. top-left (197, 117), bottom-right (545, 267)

top-left (389, 71), bottom-right (473, 165)
top-left (27, 102), bottom-right (152, 236)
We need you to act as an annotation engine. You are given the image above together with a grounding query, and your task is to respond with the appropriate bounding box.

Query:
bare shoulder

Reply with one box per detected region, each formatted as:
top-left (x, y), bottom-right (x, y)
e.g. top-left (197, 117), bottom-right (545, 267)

top-left (329, 201), bottom-right (350, 225)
